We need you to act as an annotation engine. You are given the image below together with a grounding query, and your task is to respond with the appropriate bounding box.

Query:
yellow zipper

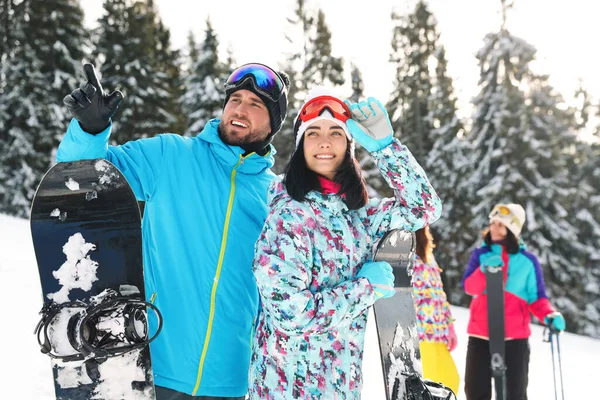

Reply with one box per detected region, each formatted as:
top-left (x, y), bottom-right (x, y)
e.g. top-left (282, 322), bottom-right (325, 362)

top-left (192, 156), bottom-right (243, 395)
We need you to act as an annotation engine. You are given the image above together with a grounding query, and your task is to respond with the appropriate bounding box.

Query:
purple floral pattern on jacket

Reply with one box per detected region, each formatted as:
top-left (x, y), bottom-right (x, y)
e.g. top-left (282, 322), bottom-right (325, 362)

top-left (248, 140), bottom-right (441, 399)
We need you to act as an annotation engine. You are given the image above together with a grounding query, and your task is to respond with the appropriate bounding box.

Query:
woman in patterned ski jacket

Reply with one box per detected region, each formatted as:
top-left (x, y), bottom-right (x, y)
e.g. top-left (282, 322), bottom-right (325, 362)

top-left (412, 226), bottom-right (459, 394)
top-left (248, 88), bottom-right (442, 400)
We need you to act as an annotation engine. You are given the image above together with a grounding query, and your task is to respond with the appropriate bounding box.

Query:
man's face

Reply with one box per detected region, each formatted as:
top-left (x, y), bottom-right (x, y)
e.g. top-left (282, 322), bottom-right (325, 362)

top-left (218, 89), bottom-right (271, 147)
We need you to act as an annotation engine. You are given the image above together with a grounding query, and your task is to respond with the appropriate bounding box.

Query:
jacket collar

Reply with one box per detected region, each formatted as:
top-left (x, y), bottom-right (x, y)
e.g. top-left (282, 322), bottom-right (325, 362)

top-left (268, 177), bottom-right (348, 216)
top-left (483, 240), bottom-right (527, 255)
top-left (197, 119), bottom-right (275, 174)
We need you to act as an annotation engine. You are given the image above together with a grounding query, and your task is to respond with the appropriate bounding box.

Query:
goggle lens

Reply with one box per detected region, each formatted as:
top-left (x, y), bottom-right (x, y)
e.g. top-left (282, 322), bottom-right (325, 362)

top-left (490, 205), bottom-right (511, 218)
top-left (225, 63), bottom-right (283, 101)
top-left (299, 96), bottom-right (352, 122)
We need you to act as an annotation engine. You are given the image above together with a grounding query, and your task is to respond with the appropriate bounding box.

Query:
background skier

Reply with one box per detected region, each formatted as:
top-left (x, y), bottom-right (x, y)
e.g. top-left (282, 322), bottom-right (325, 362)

top-left (413, 226), bottom-right (460, 394)
top-left (462, 203), bottom-right (566, 400)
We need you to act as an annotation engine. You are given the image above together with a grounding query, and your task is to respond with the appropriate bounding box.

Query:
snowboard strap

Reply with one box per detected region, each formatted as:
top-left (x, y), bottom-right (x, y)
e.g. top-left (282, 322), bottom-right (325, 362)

top-left (35, 294), bottom-right (163, 362)
top-left (392, 374), bottom-right (456, 400)
top-left (35, 300), bottom-right (89, 362)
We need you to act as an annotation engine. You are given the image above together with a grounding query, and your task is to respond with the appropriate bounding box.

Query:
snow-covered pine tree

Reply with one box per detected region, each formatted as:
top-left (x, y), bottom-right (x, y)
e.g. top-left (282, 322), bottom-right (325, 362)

top-left (573, 80), bottom-right (592, 131)
top-left (595, 102), bottom-right (600, 138)
top-left (387, 0), bottom-right (439, 165)
top-left (0, 0), bottom-right (15, 67)
top-left (571, 143), bottom-right (600, 337)
top-left (423, 46), bottom-right (472, 300)
top-left (384, 2), bottom-right (472, 295)
top-left (180, 18), bottom-right (227, 136)
top-left (302, 9), bottom-right (344, 89)
top-left (349, 63), bottom-right (364, 104)
top-left (154, 18), bottom-right (185, 134)
top-left (272, 1), bottom-right (345, 173)
top-left (523, 75), bottom-right (596, 334)
top-left (0, 0), bottom-right (89, 217)
top-left (93, 0), bottom-right (180, 143)
top-left (0, 0), bottom-right (15, 213)
top-left (268, 0), bottom-right (308, 173)
top-left (185, 31), bottom-right (200, 69)
top-left (570, 100), bottom-right (600, 336)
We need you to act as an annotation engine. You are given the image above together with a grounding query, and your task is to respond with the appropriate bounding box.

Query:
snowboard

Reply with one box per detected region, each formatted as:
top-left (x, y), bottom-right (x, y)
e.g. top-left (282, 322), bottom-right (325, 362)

top-left (486, 265), bottom-right (507, 400)
top-left (373, 229), bottom-right (456, 400)
top-left (30, 159), bottom-right (161, 400)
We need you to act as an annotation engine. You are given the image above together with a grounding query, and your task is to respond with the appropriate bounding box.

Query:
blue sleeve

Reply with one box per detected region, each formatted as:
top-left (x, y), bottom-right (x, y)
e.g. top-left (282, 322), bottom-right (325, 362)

top-left (57, 119), bottom-right (111, 161)
top-left (57, 118), bottom-right (166, 201)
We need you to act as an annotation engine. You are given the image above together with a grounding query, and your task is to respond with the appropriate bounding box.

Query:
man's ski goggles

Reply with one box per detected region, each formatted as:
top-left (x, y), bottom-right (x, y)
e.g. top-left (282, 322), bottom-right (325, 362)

top-left (298, 96), bottom-right (352, 123)
top-left (489, 205), bottom-right (511, 218)
top-left (224, 63), bottom-right (285, 102)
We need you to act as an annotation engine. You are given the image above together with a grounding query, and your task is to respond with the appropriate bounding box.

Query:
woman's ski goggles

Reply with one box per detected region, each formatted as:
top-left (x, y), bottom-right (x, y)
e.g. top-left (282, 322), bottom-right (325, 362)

top-left (489, 205), bottom-right (511, 218)
top-left (224, 63), bottom-right (285, 102)
top-left (298, 96), bottom-right (352, 123)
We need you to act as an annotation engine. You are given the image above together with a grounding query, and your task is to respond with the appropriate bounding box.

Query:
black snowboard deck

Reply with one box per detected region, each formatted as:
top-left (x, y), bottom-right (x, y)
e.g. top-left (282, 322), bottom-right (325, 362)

top-left (30, 159), bottom-right (155, 399)
top-left (372, 229), bottom-right (420, 400)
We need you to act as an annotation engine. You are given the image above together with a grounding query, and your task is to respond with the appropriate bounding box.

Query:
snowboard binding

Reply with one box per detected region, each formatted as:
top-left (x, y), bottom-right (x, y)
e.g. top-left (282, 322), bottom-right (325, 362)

top-left (392, 374), bottom-right (456, 400)
top-left (35, 288), bottom-right (163, 362)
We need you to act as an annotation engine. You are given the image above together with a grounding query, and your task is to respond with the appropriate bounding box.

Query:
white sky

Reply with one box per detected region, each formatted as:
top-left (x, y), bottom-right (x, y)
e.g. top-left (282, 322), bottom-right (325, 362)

top-left (1, 211), bottom-right (599, 398)
top-left (79, 0), bottom-right (599, 120)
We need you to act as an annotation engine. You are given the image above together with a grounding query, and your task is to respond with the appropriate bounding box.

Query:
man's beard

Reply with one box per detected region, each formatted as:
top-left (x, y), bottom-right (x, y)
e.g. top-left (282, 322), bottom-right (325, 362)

top-left (217, 120), bottom-right (269, 148)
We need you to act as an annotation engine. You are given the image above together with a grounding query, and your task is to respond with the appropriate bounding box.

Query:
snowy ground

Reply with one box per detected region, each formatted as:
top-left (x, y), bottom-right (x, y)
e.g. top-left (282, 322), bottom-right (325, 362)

top-left (0, 213), bottom-right (597, 399)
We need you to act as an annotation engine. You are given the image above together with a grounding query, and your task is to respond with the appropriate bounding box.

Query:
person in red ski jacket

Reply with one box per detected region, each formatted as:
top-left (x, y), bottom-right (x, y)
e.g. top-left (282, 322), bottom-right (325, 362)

top-left (461, 203), bottom-right (565, 400)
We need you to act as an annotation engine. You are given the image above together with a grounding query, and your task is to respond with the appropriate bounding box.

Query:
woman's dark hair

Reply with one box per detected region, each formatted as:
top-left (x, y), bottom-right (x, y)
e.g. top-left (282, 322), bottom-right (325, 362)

top-left (283, 117), bottom-right (369, 210)
top-left (415, 226), bottom-right (436, 264)
top-left (482, 227), bottom-right (520, 254)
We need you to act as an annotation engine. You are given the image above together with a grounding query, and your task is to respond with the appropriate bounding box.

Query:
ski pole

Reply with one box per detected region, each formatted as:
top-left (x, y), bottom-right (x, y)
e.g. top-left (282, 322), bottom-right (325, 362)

top-left (544, 327), bottom-right (565, 400)
top-left (549, 329), bottom-right (558, 400)
top-left (554, 331), bottom-right (565, 400)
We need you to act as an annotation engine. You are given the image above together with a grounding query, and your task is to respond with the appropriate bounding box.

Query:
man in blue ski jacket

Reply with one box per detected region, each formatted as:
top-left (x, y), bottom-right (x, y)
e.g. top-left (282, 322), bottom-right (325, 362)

top-left (59, 62), bottom-right (289, 399)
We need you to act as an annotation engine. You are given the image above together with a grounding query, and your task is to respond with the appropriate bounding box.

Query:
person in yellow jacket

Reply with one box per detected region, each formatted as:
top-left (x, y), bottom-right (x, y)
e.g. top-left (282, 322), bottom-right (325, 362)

top-left (412, 226), bottom-right (459, 394)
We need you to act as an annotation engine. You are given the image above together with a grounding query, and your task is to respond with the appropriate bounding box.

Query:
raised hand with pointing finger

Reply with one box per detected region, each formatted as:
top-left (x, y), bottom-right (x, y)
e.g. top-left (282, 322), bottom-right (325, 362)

top-left (63, 63), bottom-right (123, 134)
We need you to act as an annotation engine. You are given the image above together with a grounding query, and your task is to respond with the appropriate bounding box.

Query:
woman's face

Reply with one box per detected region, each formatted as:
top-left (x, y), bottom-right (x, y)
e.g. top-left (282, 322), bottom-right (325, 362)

top-left (489, 220), bottom-right (508, 241)
top-left (302, 119), bottom-right (348, 180)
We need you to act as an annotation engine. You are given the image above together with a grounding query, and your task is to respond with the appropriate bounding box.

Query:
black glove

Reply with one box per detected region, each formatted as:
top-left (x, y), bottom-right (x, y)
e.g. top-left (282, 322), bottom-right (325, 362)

top-left (63, 63), bottom-right (123, 134)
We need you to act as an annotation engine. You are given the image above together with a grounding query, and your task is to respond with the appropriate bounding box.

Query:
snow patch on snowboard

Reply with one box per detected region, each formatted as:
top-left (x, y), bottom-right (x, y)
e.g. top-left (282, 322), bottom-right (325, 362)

top-left (92, 350), bottom-right (151, 400)
top-left (94, 159), bottom-right (123, 188)
top-left (55, 361), bottom-right (93, 389)
top-left (386, 229), bottom-right (412, 247)
top-left (47, 233), bottom-right (99, 303)
top-left (387, 322), bottom-right (423, 399)
top-left (50, 208), bottom-right (68, 221)
top-left (65, 177), bottom-right (80, 191)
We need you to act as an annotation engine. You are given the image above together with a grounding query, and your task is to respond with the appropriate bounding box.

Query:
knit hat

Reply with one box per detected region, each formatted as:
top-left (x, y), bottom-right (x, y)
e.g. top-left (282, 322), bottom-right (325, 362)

top-left (293, 86), bottom-right (353, 151)
top-left (223, 63), bottom-right (290, 152)
top-left (489, 203), bottom-right (526, 237)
